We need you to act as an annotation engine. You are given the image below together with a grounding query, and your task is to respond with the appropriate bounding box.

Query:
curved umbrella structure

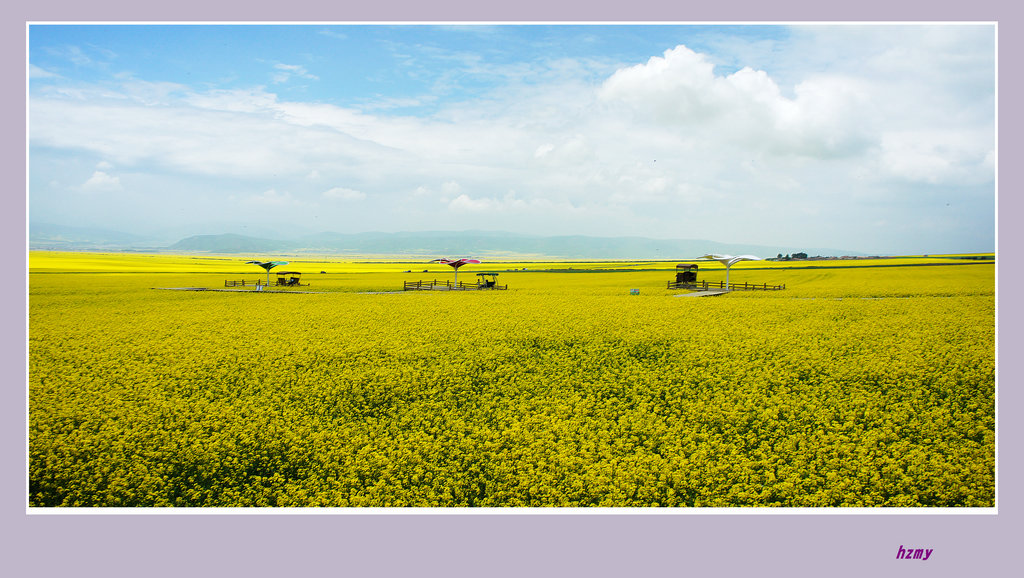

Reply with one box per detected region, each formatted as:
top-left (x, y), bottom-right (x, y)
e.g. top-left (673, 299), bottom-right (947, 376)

top-left (431, 257), bottom-right (481, 287)
top-left (246, 260), bottom-right (289, 287)
top-left (699, 254), bottom-right (760, 291)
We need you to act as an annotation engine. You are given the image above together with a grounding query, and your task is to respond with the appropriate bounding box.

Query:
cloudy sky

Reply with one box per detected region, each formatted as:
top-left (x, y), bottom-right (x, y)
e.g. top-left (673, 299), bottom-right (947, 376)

top-left (28, 24), bottom-right (995, 254)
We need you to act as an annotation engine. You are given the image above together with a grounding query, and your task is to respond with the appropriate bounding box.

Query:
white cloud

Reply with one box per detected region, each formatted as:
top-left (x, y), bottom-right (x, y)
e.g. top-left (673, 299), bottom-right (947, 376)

top-left (599, 45), bottom-right (728, 125)
top-left (246, 189), bottom-right (305, 206)
top-left (120, 79), bottom-right (189, 105)
top-left (183, 88), bottom-right (280, 113)
top-left (323, 187), bottom-right (366, 201)
top-left (609, 174), bottom-right (672, 204)
top-left (58, 45), bottom-right (94, 67)
top-left (533, 135), bottom-right (594, 165)
top-left (448, 194), bottom-right (493, 212)
top-left (447, 191), bottom-right (566, 214)
top-left (272, 63), bottom-right (319, 84)
top-left (81, 170), bottom-right (121, 191)
top-left (318, 29), bottom-right (348, 40)
top-left (878, 130), bottom-right (994, 185)
top-left (437, 181), bottom-right (464, 202)
top-left (29, 95), bottom-right (398, 180)
top-left (599, 44), bottom-right (875, 159)
top-left (29, 64), bottom-right (59, 79)
top-left (359, 96), bottom-right (437, 112)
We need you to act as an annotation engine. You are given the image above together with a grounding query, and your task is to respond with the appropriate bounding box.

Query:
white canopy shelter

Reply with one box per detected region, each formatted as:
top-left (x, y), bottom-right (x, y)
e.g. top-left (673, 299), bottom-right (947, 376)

top-left (699, 254), bottom-right (761, 291)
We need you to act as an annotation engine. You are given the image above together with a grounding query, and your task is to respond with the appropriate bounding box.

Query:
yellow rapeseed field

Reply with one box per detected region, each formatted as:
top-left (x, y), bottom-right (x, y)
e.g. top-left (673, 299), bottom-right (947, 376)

top-left (28, 251), bottom-right (995, 507)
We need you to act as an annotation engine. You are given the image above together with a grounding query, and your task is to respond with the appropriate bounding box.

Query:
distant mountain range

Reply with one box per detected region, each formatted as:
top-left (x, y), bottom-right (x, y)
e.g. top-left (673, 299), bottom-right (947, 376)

top-left (29, 223), bottom-right (167, 252)
top-left (30, 223), bottom-right (863, 260)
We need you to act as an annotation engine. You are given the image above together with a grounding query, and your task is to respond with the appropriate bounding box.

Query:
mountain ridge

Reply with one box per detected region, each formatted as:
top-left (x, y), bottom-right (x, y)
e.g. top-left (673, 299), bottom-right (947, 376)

top-left (161, 231), bottom-right (865, 259)
top-left (30, 224), bottom-right (866, 259)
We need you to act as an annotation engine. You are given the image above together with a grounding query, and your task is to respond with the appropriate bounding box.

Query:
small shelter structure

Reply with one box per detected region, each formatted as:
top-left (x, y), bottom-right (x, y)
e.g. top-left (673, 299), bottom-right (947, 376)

top-left (675, 263), bottom-right (699, 284)
top-left (476, 273), bottom-right (501, 288)
top-left (275, 271), bottom-right (304, 286)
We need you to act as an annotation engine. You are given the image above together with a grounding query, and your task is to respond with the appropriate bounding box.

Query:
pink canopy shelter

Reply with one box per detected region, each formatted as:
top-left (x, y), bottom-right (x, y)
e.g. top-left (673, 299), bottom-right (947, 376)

top-left (431, 257), bottom-right (482, 287)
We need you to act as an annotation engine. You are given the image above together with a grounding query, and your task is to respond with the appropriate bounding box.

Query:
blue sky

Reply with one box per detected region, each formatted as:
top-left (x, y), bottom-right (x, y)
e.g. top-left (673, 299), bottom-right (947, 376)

top-left (28, 24), bottom-right (995, 254)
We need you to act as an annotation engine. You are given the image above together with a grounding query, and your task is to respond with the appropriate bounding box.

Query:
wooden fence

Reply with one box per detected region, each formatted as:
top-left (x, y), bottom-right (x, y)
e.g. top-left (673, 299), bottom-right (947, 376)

top-left (667, 280), bottom-right (785, 291)
top-left (404, 279), bottom-right (508, 291)
top-left (225, 279), bottom-right (310, 288)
